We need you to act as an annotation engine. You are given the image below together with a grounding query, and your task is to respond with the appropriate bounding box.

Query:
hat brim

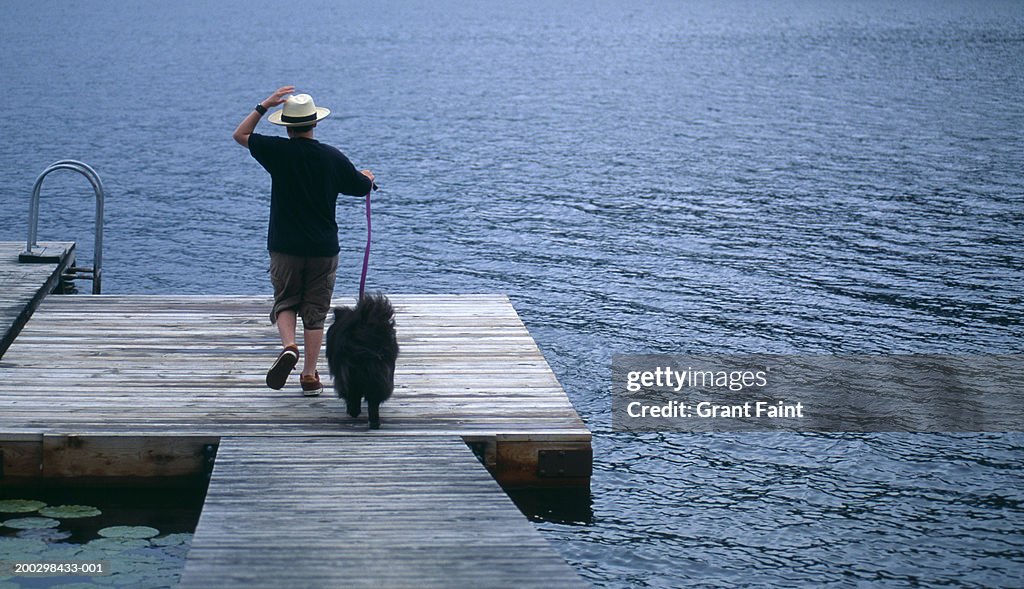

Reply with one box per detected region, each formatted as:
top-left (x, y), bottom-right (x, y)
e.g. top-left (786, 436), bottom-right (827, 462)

top-left (268, 106), bottom-right (331, 126)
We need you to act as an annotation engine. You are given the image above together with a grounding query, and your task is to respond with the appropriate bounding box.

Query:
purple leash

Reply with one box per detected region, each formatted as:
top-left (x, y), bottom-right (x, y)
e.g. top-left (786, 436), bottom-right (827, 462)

top-left (358, 184), bottom-right (374, 300)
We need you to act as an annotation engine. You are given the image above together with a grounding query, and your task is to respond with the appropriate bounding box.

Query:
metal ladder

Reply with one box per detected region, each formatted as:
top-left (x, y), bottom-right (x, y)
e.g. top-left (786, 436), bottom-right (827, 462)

top-left (20, 160), bottom-right (104, 294)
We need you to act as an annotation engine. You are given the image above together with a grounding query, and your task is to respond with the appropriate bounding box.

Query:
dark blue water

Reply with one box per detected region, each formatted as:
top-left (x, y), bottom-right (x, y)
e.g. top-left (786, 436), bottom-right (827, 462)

top-left (2, 0), bottom-right (1023, 586)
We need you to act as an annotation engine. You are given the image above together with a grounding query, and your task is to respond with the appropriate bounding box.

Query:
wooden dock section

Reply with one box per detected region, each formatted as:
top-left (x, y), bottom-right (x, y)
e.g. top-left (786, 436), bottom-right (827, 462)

top-left (179, 436), bottom-right (587, 588)
top-left (0, 241), bottom-right (74, 358)
top-left (0, 293), bottom-right (591, 487)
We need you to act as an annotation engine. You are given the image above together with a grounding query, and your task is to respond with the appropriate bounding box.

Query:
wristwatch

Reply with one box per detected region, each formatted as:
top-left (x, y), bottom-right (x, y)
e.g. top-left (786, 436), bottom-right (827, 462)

top-left (254, 104), bottom-right (268, 115)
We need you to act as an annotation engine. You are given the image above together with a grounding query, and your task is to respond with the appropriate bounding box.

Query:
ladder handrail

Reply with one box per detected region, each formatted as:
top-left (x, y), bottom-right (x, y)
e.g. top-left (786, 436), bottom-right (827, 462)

top-left (23, 160), bottom-right (105, 294)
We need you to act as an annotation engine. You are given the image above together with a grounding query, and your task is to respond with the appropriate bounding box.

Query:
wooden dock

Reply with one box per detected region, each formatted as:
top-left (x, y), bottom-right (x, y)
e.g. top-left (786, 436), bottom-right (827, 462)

top-left (0, 243), bottom-right (592, 586)
top-left (0, 293), bottom-right (591, 487)
top-left (0, 241), bottom-right (74, 358)
top-left (179, 436), bottom-right (587, 588)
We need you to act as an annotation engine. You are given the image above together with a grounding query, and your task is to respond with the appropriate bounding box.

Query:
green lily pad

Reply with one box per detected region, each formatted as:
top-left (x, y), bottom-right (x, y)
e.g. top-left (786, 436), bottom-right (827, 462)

top-left (0, 499), bottom-right (46, 513)
top-left (16, 528), bottom-right (72, 542)
top-left (97, 525), bottom-right (159, 539)
top-left (2, 516), bottom-right (60, 529)
top-left (127, 552), bottom-right (166, 567)
top-left (88, 537), bottom-right (151, 551)
top-left (134, 574), bottom-right (181, 588)
top-left (163, 545), bottom-right (191, 560)
top-left (107, 572), bottom-right (153, 587)
top-left (43, 543), bottom-right (85, 560)
top-left (73, 547), bottom-right (111, 564)
top-left (0, 536), bottom-right (48, 556)
top-left (151, 532), bottom-right (192, 547)
top-left (39, 504), bottom-right (102, 519)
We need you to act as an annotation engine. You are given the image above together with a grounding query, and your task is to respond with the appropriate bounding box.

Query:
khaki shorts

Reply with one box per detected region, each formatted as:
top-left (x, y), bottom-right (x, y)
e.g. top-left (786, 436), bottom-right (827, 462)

top-left (268, 252), bottom-right (338, 330)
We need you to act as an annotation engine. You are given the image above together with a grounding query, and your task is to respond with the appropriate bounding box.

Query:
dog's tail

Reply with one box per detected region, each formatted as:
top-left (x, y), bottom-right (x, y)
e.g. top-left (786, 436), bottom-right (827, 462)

top-left (356, 292), bottom-right (396, 327)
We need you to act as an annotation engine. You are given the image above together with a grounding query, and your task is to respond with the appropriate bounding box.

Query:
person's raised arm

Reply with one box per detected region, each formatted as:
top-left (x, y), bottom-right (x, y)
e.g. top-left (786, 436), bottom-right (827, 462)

top-left (233, 85), bottom-right (295, 148)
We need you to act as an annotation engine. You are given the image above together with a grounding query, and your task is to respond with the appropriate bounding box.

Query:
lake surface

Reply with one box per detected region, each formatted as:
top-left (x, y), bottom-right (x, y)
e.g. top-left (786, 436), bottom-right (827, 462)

top-left (2, 0), bottom-right (1023, 586)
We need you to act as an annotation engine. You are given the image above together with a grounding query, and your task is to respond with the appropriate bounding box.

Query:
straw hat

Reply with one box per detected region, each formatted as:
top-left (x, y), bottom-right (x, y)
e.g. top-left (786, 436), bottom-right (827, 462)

top-left (268, 94), bottom-right (331, 126)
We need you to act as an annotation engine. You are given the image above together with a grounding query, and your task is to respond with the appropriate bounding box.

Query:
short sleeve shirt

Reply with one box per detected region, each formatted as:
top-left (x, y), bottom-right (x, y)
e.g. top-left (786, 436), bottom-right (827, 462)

top-left (249, 133), bottom-right (373, 257)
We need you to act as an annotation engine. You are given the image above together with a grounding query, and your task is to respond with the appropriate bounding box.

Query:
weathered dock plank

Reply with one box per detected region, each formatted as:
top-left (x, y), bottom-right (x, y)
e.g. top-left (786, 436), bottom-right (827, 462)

top-left (178, 436), bottom-right (588, 589)
top-left (0, 241), bottom-right (74, 358)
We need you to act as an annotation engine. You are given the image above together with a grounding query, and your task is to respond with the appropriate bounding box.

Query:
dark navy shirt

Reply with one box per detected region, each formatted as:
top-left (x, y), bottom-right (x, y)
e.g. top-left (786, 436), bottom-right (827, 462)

top-left (248, 133), bottom-right (372, 257)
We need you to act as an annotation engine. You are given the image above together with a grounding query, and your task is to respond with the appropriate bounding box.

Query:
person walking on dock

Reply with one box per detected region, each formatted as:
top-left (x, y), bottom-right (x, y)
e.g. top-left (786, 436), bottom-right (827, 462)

top-left (233, 86), bottom-right (375, 396)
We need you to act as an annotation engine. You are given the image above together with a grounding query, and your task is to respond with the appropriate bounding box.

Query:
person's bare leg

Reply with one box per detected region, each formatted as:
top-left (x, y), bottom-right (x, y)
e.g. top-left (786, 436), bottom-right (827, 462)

top-left (277, 309), bottom-right (298, 349)
top-left (267, 309), bottom-right (300, 390)
top-left (301, 328), bottom-right (323, 377)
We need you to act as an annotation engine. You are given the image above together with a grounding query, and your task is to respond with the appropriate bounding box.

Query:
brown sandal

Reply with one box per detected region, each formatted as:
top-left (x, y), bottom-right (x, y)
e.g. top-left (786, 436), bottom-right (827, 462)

top-left (300, 371), bottom-right (323, 397)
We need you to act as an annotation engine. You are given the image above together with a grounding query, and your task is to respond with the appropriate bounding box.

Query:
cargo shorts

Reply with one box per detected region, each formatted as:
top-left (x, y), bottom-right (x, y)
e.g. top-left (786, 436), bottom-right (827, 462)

top-left (268, 252), bottom-right (338, 330)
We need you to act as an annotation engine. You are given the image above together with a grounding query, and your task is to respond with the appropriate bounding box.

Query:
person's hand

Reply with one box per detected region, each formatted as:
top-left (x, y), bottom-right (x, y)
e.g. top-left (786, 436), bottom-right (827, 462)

top-left (262, 86), bottom-right (295, 109)
top-left (361, 170), bottom-right (379, 191)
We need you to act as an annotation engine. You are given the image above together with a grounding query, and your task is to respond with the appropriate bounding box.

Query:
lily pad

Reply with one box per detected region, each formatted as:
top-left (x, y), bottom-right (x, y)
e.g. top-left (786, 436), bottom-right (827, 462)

top-left (163, 544), bottom-right (191, 560)
top-left (88, 537), bottom-right (151, 551)
top-left (107, 572), bottom-right (153, 587)
top-left (0, 536), bottom-right (48, 557)
top-left (151, 533), bottom-right (192, 547)
top-left (43, 543), bottom-right (85, 560)
top-left (0, 499), bottom-right (46, 513)
top-left (16, 528), bottom-right (73, 542)
top-left (1, 516), bottom-right (60, 529)
top-left (128, 552), bottom-right (168, 567)
top-left (39, 504), bottom-right (102, 519)
top-left (74, 547), bottom-right (112, 564)
top-left (97, 525), bottom-right (159, 539)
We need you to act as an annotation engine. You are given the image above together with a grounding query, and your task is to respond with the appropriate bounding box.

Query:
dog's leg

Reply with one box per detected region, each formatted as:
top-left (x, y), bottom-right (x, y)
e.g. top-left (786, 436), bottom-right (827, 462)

top-left (368, 401), bottom-right (381, 430)
top-left (332, 365), bottom-right (348, 399)
top-left (345, 392), bottom-right (362, 418)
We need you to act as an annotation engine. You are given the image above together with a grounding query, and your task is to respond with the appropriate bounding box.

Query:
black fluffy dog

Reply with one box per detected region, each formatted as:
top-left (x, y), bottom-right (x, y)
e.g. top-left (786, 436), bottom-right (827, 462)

top-left (326, 293), bottom-right (399, 429)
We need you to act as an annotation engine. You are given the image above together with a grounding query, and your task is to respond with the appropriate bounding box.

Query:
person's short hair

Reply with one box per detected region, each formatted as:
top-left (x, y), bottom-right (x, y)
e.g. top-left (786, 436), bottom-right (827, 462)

top-left (287, 123), bottom-right (316, 135)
